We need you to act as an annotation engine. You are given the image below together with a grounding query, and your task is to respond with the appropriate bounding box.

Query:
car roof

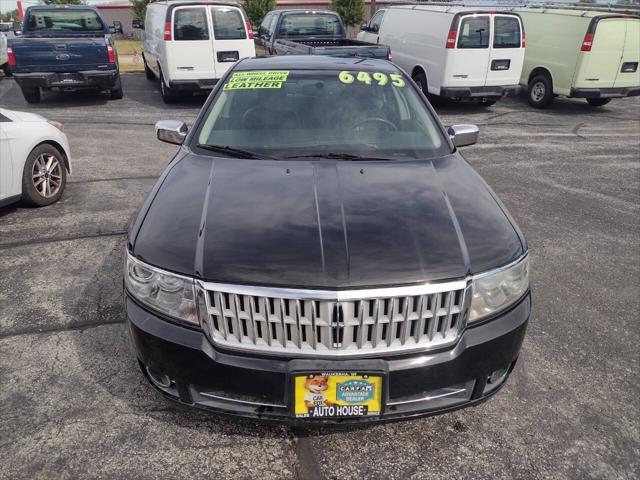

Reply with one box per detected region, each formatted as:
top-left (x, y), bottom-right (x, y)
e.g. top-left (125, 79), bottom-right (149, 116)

top-left (26, 5), bottom-right (100, 10)
top-left (276, 9), bottom-right (338, 15)
top-left (235, 55), bottom-right (399, 72)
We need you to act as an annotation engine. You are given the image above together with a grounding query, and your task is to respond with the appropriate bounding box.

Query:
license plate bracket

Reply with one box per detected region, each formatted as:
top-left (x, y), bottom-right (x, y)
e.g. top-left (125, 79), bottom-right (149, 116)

top-left (292, 371), bottom-right (384, 419)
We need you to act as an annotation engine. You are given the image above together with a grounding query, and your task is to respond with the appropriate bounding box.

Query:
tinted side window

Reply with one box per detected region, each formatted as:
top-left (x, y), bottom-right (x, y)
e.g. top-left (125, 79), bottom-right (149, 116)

top-left (457, 16), bottom-right (490, 49)
top-left (369, 11), bottom-right (385, 32)
top-left (259, 13), bottom-right (273, 37)
top-left (211, 7), bottom-right (246, 40)
top-left (174, 8), bottom-right (209, 41)
top-left (494, 17), bottom-right (520, 48)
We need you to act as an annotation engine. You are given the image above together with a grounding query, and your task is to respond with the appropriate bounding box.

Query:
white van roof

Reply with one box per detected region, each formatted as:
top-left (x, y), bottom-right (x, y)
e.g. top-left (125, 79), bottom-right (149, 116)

top-left (387, 4), bottom-right (519, 15)
top-left (151, 0), bottom-right (242, 6)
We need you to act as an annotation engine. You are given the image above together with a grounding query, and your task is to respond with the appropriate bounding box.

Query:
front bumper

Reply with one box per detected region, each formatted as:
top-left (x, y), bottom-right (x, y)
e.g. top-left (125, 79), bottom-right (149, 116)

top-left (126, 293), bottom-right (530, 424)
top-left (14, 70), bottom-right (119, 90)
top-left (570, 86), bottom-right (640, 99)
top-left (169, 78), bottom-right (218, 91)
top-left (440, 84), bottom-right (521, 99)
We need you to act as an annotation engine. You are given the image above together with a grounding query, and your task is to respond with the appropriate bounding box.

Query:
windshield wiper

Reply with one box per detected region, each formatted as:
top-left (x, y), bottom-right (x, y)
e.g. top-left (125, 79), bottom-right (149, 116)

top-left (284, 153), bottom-right (395, 161)
top-left (196, 144), bottom-right (274, 160)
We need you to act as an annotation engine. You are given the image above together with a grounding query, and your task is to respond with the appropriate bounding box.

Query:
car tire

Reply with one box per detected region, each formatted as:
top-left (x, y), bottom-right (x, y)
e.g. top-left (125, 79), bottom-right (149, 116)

top-left (21, 87), bottom-right (41, 104)
top-left (2, 62), bottom-right (12, 77)
top-left (110, 75), bottom-right (124, 100)
top-left (144, 58), bottom-right (155, 80)
top-left (528, 74), bottom-right (554, 109)
top-left (586, 98), bottom-right (612, 107)
top-left (21, 144), bottom-right (67, 207)
top-left (159, 70), bottom-right (176, 104)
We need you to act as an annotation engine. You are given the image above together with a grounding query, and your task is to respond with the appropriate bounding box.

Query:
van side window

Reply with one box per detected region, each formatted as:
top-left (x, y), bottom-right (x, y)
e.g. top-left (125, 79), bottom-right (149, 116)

top-left (369, 10), bottom-right (385, 33)
top-left (211, 7), bottom-right (246, 40)
top-left (174, 8), bottom-right (209, 41)
top-left (493, 17), bottom-right (520, 48)
top-left (457, 16), bottom-right (489, 49)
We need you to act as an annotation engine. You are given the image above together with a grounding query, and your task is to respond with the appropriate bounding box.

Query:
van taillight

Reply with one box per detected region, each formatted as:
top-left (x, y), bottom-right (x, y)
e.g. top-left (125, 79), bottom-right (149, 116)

top-left (522, 30), bottom-right (526, 48)
top-left (7, 47), bottom-right (16, 66)
top-left (446, 29), bottom-right (457, 48)
top-left (246, 21), bottom-right (254, 39)
top-left (164, 21), bottom-right (172, 41)
top-left (581, 32), bottom-right (594, 52)
top-left (106, 45), bottom-right (116, 63)
top-left (388, 51), bottom-right (393, 62)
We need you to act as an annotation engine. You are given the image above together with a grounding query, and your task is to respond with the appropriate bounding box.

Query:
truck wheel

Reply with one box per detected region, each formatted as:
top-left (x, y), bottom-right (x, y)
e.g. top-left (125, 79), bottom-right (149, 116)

top-left (2, 63), bottom-right (12, 77)
top-left (586, 98), bottom-right (611, 107)
top-left (21, 87), bottom-right (41, 104)
top-left (160, 70), bottom-right (176, 104)
top-left (144, 58), bottom-right (155, 80)
top-left (528, 74), bottom-right (554, 109)
top-left (21, 144), bottom-right (67, 207)
top-left (412, 71), bottom-right (428, 96)
top-left (110, 76), bottom-right (124, 100)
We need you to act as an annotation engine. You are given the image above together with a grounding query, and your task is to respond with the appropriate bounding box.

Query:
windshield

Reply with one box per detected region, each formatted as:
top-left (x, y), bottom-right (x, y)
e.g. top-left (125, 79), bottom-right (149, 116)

top-left (279, 13), bottom-right (344, 36)
top-left (195, 69), bottom-right (450, 160)
top-left (26, 9), bottom-right (105, 33)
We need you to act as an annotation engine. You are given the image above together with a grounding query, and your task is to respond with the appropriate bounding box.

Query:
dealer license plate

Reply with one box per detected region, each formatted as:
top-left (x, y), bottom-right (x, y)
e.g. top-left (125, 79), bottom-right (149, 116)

top-left (293, 372), bottom-right (383, 419)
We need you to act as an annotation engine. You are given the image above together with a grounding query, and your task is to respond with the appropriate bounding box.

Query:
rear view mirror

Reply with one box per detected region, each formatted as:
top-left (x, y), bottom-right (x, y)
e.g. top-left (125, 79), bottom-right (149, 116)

top-left (156, 120), bottom-right (188, 145)
top-left (448, 124), bottom-right (479, 148)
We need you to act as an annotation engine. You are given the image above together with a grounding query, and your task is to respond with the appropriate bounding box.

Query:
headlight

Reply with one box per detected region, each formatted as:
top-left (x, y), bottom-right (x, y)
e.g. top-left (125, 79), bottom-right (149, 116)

top-left (469, 256), bottom-right (530, 323)
top-left (125, 254), bottom-right (198, 325)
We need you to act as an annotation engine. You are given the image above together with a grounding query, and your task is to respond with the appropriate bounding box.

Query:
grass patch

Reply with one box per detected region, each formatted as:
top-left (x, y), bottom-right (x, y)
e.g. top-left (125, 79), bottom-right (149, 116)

top-left (115, 39), bottom-right (142, 55)
top-left (119, 63), bottom-right (144, 73)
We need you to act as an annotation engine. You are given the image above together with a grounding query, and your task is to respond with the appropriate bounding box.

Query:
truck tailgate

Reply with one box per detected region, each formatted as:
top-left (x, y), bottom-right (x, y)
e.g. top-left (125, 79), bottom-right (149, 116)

top-left (12, 36), bottom-right (111, 72)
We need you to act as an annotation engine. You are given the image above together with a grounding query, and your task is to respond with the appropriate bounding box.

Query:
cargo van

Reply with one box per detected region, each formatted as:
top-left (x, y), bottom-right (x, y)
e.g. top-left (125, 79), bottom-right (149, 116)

top-left (138, 0), bottom-right (255, 103)
top-left (515, 7), bottom-right (640, 108)
top-left (358, 5), bottom-right (525, 105)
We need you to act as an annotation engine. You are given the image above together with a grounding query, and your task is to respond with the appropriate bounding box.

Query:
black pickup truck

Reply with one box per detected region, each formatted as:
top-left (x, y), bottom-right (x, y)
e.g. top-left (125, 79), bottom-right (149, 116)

top-left (255, 10), bottom-right (390, 60)
top-left (10, 5), bottom-right (123, 103)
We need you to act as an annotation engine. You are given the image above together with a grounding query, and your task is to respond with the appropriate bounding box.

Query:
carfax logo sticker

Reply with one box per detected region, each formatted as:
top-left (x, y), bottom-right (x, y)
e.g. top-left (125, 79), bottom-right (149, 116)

top-left (224, 70), bottom-right (290, 90)
top-left (337, 379), bottom-right (375, 404)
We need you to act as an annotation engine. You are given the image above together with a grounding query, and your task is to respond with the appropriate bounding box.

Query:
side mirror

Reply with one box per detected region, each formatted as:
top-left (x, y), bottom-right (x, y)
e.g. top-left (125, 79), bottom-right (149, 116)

top-left (132, 19), bottom-right (143, 30)
top-left (360, 23), bottom-right (369, 32)
top-left (156, 120), bottom-right (188, 145)
top-left (113, 21), bottom-right (123, 34)
top-left (371, 24), bottom-right (379, 34)
top-left (109, 26), bottom-right (116, 34)
top-left (448, 124), bottom-right (479, 148)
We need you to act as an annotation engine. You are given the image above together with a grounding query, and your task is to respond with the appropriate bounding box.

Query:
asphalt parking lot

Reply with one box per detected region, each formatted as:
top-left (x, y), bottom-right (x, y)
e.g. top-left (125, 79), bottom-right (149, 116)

top-left (0, 73), bottom-right (638, 480)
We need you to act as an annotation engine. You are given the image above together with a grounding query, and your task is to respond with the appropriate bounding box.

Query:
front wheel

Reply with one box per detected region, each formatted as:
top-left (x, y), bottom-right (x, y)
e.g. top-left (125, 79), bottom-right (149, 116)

top-left (21, 87), bottom-right (41, 104)
top-left (586, 98), bottom-right (612, 107)
top-left (110, 75), bottom-right (123, 100)
top-left (21, 144), bottom-right (67, 207)
top-left (528, 74), bottom-right (554, 109)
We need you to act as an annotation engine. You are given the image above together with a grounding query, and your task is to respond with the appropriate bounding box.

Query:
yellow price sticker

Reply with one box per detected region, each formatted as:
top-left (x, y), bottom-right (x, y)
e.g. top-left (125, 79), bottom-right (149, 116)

top-left (338, 71), bottom-right (405, 87)
top-left (224, 70), bottom-right (290, 90)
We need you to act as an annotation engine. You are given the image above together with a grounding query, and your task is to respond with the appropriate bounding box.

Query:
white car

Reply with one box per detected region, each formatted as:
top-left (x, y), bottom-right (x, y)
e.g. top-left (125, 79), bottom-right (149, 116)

top-left (0, 32), bottom-right (11, 77)
top-left (0, 108), bottom-right (71, 208)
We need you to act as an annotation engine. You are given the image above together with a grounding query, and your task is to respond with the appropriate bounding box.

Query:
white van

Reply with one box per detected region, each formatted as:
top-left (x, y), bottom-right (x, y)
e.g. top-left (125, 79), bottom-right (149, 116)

top-left (358, 5), bottom-right (525, 105)
top-left (140, 0), bottom-right (255, 103)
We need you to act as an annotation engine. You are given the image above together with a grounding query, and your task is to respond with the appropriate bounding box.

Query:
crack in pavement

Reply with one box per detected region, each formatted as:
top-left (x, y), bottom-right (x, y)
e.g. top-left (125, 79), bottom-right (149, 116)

top-left (0, 230), bottom-right (127, 250)
top-left (0, 318), bottom-right (126, 340)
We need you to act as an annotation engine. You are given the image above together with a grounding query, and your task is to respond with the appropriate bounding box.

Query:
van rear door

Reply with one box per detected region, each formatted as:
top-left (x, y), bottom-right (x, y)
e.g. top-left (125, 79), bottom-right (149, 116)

top-left (614, 18), bottom-right (640, 89)
top-left (167, 6), bottom-right (217, 81)
top-left (209, 5), bottom-right (254, 77)
top-left (443, 14), bottom-right (491, 88)
top-left (484, 14), bottom-right (524, 87)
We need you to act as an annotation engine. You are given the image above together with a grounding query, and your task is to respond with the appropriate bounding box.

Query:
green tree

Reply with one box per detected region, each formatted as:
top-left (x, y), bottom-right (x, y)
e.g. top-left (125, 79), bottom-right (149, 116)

top-left (330, 0), bottom-right (364, 27)
top-left (243, 0), bottom-right (276, 27)
top-left (131, 0), bottom-right (153, 22)
top-left (43, 0), bottom-right (85, 4)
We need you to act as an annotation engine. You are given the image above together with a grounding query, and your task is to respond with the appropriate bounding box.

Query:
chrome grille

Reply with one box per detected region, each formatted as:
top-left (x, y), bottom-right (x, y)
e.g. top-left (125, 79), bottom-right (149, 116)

top-left (196, 281), bottom-right (471, 357)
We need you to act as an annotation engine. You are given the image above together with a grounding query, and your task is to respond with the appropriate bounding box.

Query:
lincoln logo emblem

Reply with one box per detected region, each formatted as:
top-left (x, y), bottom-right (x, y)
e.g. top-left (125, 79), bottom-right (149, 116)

top-left (331, 303), bottom-right (344, 348)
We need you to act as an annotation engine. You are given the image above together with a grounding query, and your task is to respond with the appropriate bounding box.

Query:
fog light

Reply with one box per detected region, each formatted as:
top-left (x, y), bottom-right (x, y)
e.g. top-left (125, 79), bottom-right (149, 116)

top-left (146, 366), bottom-right (173, 388)
top-left (488, 366), bottom-right (509, 385)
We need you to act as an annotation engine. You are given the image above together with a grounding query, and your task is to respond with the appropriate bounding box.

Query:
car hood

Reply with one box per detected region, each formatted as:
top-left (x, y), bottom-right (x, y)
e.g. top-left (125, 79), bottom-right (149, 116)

top-left (131, 153), bottom-right (525, 288)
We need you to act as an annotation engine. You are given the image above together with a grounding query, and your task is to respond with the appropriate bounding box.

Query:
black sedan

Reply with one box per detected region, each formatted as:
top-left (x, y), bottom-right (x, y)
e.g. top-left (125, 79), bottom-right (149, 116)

top-left (125, 55), bottom-right (530, 424)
